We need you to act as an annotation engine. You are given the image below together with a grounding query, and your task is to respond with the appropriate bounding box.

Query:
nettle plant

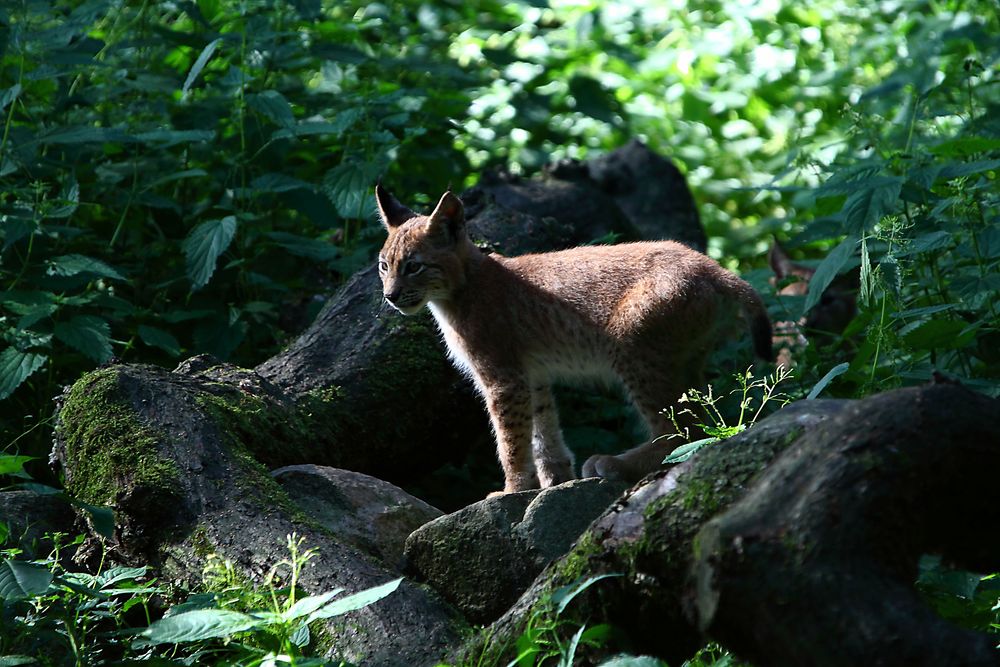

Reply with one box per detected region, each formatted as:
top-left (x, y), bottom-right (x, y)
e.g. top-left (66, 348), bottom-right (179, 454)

top-left (0, 0), bottom-right (481, 451)
top-left (769, 6), bottom-right (999, 397)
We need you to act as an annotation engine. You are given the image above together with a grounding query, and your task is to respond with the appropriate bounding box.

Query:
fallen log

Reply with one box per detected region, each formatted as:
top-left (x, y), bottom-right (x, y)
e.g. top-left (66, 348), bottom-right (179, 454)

top-left (461, 383), bottom-right (1000, 667)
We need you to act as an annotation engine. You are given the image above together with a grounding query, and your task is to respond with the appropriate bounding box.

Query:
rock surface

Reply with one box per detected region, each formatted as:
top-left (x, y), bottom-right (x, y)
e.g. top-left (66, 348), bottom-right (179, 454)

top-left (0, 490), bottom-right (76, 557)
top-left (272, 464), bottom-right (442, 568)
top-left (404, 478), bottom-right (627, 623)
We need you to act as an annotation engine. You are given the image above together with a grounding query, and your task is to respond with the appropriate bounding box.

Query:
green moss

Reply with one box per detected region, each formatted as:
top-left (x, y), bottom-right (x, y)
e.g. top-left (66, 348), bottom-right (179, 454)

top-left (551, 530), bottom-right (604, 584)
top-left (193, 391), bottom-right (313, 526)
top-left (57, 368), bottom-right (181, 507)
top-left (190, 525), bottom-right (213, 559)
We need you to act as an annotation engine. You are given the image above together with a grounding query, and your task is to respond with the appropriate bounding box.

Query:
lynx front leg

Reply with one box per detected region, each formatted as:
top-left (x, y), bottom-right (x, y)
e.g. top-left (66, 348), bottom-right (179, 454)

top-left (530, 384), bottom-right (575, 487)
top-left (484, 381), bottom-right (538, 494)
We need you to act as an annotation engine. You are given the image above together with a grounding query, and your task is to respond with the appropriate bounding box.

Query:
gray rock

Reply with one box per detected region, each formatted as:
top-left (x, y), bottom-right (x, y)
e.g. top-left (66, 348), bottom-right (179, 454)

top-left (404, 478), bottom-right (627, 623)
top-left (0, 490), bottom-right (76, 557)
top-left (272, 464), bottom-right (443, 568)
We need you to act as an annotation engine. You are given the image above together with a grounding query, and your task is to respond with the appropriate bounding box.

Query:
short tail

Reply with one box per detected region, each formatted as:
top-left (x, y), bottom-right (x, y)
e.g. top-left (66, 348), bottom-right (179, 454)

top-left (730, 277), bottom-right (773, 360)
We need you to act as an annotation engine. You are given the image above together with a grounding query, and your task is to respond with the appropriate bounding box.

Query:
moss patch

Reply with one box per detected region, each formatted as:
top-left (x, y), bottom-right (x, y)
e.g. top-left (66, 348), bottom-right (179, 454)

top-left (57, 368), bottom-right (181, 508)
top-left (193, 390), bottom-right (314, 526)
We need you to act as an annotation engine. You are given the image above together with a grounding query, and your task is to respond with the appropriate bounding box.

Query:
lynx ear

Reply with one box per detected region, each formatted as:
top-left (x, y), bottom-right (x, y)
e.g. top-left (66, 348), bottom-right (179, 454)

top-left (428, 190), bottom-right (465, 241)
top-left (375, 183), bottom-right (417, 230)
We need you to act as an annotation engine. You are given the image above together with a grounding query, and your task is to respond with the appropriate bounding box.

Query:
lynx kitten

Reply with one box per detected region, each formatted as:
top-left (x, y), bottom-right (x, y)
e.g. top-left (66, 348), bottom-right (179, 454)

top-left (376, 185), bottom-right (772, 495)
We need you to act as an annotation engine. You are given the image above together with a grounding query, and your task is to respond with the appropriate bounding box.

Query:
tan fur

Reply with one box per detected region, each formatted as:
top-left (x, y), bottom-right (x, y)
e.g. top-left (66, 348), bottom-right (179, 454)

top-left (376, 186), bottom-right (772, 494)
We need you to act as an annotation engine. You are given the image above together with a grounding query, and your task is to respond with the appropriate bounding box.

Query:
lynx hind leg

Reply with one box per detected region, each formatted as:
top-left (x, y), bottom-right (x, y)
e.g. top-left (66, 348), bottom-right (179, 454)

top-left (582, 356), bottom-right (701, 483)
top-left (530, 384), bottom-right (575, 487)
top-left (484, 380), bottom-right (539, 494)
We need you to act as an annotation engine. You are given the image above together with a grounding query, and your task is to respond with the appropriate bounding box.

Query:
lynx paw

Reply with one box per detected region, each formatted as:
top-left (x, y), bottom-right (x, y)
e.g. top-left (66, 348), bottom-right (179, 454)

top-left (581, 454), bottom-right (634, 482)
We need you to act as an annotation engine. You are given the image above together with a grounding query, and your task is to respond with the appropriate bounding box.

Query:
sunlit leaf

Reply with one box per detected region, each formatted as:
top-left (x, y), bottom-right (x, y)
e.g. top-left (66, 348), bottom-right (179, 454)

top-left (141, 608), bottom-right (259, 644)
top-left (182, 38), bottom-right (222, 95)
top-left (307, 578), bottom-right (402, 621)
top-left (663, 437), bottom-right (718, 464)
top-left (0, 455), bottom-right (34, 476)
top-left (283, 588), bottom-right (344, 621)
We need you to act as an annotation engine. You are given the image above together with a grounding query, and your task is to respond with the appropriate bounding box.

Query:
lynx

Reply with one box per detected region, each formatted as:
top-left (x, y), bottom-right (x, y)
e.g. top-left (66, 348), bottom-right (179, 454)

top-left (375, 185), bottom-right (772, 495)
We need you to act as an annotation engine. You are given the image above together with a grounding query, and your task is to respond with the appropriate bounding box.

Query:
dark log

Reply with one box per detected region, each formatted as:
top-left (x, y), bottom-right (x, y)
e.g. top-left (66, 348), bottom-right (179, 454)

top-left (694, 383), bottom-right (1000, 667)
top-left (462, 384), bottom-right (1000, 667)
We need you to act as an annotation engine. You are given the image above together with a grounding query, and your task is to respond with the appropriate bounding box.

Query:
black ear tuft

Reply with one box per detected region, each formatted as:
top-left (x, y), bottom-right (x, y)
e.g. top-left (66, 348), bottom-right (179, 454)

top-left (375, 183), bottom-right (418, 230)
top-left (428, 191), bottom-right (465, 241)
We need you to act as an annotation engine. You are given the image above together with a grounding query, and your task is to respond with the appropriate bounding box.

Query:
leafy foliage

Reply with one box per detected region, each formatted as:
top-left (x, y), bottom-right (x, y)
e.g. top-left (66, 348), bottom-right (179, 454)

top-left (1, 0), bottom-right (998, 664)
top-left (0, 531), bottom-right (400, 666)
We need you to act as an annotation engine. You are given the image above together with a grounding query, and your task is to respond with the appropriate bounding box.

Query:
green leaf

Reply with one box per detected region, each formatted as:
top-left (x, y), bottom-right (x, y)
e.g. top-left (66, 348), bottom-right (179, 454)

top-left (75, 501), bottom-right (115, 539)
top-left (54, 315), bottom-right (113, 363)
top-left (0, 348), bottom-right (47, 400)
top-left (0, 84), bottom-right (21, 111)
top-left (939, 158), bottom-right (1000, 179)
top-left (46, 254), bottom-right (126, 281)
top-left (141, 608), bottom-right (260, 644)
top-left (283, 588), bottom-right (345, 621)
top-left (247, 90), bottom-right (295, 128)
top-left (39, 126), bottom-right (132, 144)
top-left (559, 624), bottom-right (586, 667)
top-left (0, 655), bottom-right (37, 666)
top-left (929, 136), bottom-right (1000, 157)
top-left (806, 362), bottom-right (849, 400)
top-left (662, 437), bottom-right (718, 464)
top-left (597, 656), bottom-right (667, 667)
top-left (898, 231), bottom-right (953, 256)
top-left (323, 162), bottom-right (380, 219)
top-left (138, 325), bottom-right (181, 357)
top-left (183, 38), bottom-right (222, 95)
top-left (135, 129), bottom-right (215, 146)
top-left (841, 179), bottom-right (902, 234)
top-left (902, 319), bottom-right (978, 350)
top-left (307, 578), bottom-right (402, 622)
top-left (251, 173), bottom-right (314, 193)
top-left (183, 216), bottom-right (237, 290)
top-left (0, 455), bottom-right (34, 476)
top-left (804, 236), bottom-right (855, 313)
top-left (552, 574), bottom-right (621, 616)
top-left (0, 559), bottom-right (53, 600)
top-left (568, 74), bottom-right (619, 123)
top-left (267, 232), bottom-right (340, 262)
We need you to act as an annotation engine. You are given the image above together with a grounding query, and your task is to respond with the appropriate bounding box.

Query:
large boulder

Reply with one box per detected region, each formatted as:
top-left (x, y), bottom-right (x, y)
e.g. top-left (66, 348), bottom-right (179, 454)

top-left (0, 490), bottom-right (76, 557)
top-left (404, 478), bottom-right (627, 623)
top-left (272, 464), bottom-right (442, 569)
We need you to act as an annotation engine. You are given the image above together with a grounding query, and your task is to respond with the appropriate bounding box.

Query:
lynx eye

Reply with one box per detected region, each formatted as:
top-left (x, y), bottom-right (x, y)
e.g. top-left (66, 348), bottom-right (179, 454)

top-left (377, 259), bottom-right (388, 273)
top-left (404, 260), bottom-right (425, 275)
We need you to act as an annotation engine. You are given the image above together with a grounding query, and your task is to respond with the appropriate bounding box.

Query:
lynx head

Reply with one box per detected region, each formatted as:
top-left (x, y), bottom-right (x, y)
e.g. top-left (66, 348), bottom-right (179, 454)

top-left (375, 185), bottom-right (468, 315)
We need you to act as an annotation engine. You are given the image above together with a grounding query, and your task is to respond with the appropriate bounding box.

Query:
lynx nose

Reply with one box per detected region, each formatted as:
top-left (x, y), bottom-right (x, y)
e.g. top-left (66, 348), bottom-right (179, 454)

top-left (384, 287), bottom-right (402, 304)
